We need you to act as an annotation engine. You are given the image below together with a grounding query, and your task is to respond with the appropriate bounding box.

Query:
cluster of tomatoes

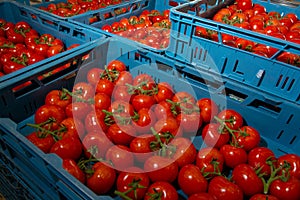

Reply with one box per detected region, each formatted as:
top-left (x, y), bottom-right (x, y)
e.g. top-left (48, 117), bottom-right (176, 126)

top-left (195, 0), bottom-right (300, 67)
top-left (26, 59), bottom-right (300, 199)
top-left (39, 0), bottom-right (126, 18)
top-left (0, 19), bottom-right (70, 76)
top-left (101, 9), bottom-right (171, 49)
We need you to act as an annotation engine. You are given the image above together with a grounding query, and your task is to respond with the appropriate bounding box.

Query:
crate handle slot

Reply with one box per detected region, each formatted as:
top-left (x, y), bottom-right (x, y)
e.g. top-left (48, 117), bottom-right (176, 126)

top-left (248, 99), bottom-right (282, 115)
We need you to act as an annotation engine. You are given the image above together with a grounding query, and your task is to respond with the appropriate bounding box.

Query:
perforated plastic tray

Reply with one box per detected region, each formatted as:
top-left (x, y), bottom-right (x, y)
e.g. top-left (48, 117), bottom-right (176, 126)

top-left (165, 0), bottom-right (300, 104)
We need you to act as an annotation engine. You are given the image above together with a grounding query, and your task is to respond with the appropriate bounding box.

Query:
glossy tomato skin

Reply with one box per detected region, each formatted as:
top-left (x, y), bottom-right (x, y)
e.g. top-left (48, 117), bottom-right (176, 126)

top-left (170, 137), bottom-right (197, 168)
top-left (115, 167), bottom-right (150, 200)
top-left (196, 147), bottom-right (224, 177)
top-left (154, 82), bottom-right (174, 103)
top-left (34, 104), bottom-right (66, 130)
top-left (176, 111), bottom-right (202, 136)
top-left (44, 89), bottom-right (72, 109)
top-left (233, 125), bottom-right (261, 152)
top-left (232, 163), bottom-right (264, 197)
top-left (216, 109), bottom-right (243, 130)
top-left (26, 132), bottom-right (55, 153)
top-left (220, 144), bottom-right (247, 169)
top-left (106, 123), bottom-right (136, 146)
top-left (62, 159), bottom-right (86, 184)
top-left (106, 145), bottom-right (134, 171)
top-left (144, 155), bottom-right (179, 183)
top-left (197, 98), bottom-right (219, 124)
top-left (82, 131), bottom-right (112, 159)
top-left (50, 136), bottom-right (82, 160)
top-left (129, 134), bottom-right (155, 163)
top-left (144, 181), bottom-right (178, 200)
top-left (277, 154), bottom-right (300, 179)
top-left (86, 162), bottom-right (116, 195)
top-left (248, 147), bottom-right (276, 177)
top-left (201, 123), bottom-right (230, 148)
top-left (249, 194), bottom-right (279, 200)
top-left (188, 193), bottom-right (215, 200)
top-left (208, 176), bottom-right (243, 200)
top-left (133, 107), bottom-right (157, 134)
top-left (178, 164), bottom-right (208, 196)
top-left (269, 177), bottom-right (300, 200)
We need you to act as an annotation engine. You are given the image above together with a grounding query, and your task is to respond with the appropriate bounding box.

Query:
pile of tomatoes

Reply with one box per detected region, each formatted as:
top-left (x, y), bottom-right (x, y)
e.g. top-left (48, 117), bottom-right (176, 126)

top-left (26, 59), bottom-right (300, 200)
top-left (39, 0), bottom-right (127, 18)
top-left (101, 9), bottom-right (171, 49)
top-left (194, 0), bottom-right (300, 67)
top-left (0, 19), bottom-right (74, 76)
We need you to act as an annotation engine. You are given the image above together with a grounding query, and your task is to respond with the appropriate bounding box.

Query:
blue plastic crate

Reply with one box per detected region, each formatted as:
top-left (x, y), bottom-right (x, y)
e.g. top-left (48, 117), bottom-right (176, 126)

top-left (165, 0), bottom-right (300, 104)
top-left (0, 37), bottom-right (299, 199)
top-left (17, 0), bottom-right (131, 21)
top-left (0, 1), bottom-right (105, 83)
top-left (68, 0), bottom-right (189, 53)
top-left (0, 152), bottom-right (42, 200)
top-left (0, 1), bottom-right (107, 121)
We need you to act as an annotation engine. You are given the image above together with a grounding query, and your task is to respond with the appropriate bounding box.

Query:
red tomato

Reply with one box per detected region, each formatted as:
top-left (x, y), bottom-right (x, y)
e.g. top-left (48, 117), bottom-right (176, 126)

top-left (106, 123), bottom-right (136, 146)
top-left (65, 102), bottom-right (91, 121)
top-left (196, 147), bottom-right (224, 177)
top-left (106, 60), bottom-right (126, 72)
top-left (72, 82), bottom-right (94, 101)
top-left (131, 94), bottom-right (156, 112)
top-left (178, 164), bottom-right (208, 196)
top-left (84, 110), bottom-right (108, 134)
top-left (170, 137), bottom-right (197, 168)
top-left (114, 71), bottom-right (133, 86)
top-left (277, 154), bottom-right (300, 179)
top-left (60, 117), bottom-right (85, 139)
top-left (95, 78), bottom-right (115, 96)
top-left (176, 111), bottom-right (202, 136)
top-left (50, 136), bottom-right (82, 160)
top-left (112, 85), bottom-right (133, 102)
top-left (45, 89), bottom-right (72, 109)
top-left (34, 104), bottom-right (66, 130)
top-left (247, 147), bottom-right (276, 177)
top-left (26, 132), bottom-right (55, 153)
top-left (144, 181), bottom-right (178, 200)
top-left (115, 167), bottom-right (150, 200)
top-left (144, 155), bottom-right (178, 183)
top-left (86, 67), bottom-right (103, 86)
top-left (208, 176), bottom-right (243, 200)
top-left (82, 131), bottom-right (112, 159)
top-left (133, 108), bottom-right (157, 134)
top-left (201, 123), bottom-right (230, 148)
top-left (216, 109), bottom-right (243, 130)
top-left (105, 145), bottom-right (134, 171)
top-left (249, 194), bottom-right (279, 200)
top-left (188, 193), bottom-right (215, 200)
top-left (93, 92), bottom-right (111, 111)
top-left (232, 163), bottom-right (264, 196)
top-left (236, 0), bottom-right (253, 11)
top-left (233, 125), bottom-right (261, 151)
top-left (197, 98), bottom-right (218, 124)
top-left (220, 144), bottom-right (248, 169)
top-left (62, 159), bottom-right (85, 184)
top-left (154, 82), bottom-right (174, 103)
top-left (130, 134), bottom-right (155, 163)
top-left (86, 161), bottom-right (116, 195)
top-left (270, 177), bottom-right (300, 200)
top-left (132, 73), bottom-right (156, 93)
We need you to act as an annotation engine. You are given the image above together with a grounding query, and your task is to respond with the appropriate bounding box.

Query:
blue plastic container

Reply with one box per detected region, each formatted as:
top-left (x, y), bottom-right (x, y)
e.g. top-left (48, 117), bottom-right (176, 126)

top-left (0, 1), bottom-right (105, 82)
top-left (68, 0), bottom-right (189, 53)
top-left (166, 0), bottom-right (300, 104)
top-left (17, 0), bottom-right (131, 21)
top-left (0, 152), bottom-right (42, 200)
top-left (0, 37), bottom-right (299, 199)
top-left (0, 1), bottom-right (106, 121)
